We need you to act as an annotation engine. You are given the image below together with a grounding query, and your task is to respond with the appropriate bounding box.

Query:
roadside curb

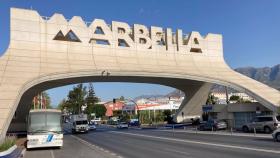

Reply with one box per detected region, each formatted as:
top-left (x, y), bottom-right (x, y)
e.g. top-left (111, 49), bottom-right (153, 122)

top-left (0, 145), bottom-right (23, 158)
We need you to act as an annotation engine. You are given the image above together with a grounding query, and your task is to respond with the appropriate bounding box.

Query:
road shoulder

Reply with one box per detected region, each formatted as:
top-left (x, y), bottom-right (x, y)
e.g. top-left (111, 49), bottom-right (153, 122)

top-left (24, 134), bottom-right (120, 158)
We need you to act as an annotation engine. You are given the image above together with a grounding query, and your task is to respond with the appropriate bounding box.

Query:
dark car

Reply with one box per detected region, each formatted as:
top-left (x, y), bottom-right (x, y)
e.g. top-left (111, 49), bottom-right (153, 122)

top-left (129, 121), bottom-right (140, 126)
top-left (198, 120), bottom-right (227, 131)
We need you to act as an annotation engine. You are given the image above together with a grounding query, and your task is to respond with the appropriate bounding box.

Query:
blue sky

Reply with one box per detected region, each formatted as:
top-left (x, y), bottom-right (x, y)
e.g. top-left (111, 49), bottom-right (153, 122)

top-left (0, 0), bottom-right (280, 105)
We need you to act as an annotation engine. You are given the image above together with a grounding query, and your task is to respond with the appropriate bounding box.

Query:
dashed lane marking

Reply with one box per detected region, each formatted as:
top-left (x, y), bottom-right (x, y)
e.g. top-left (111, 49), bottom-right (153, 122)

top-left (70, 135), bottom-right (123, 158)
top-left (50, 150), bottom-right (55, 158)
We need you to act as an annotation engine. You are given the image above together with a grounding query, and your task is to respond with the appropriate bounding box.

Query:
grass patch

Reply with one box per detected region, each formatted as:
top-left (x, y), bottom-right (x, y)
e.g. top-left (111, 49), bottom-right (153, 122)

top-left (0, 136), bottom-right (16, 152)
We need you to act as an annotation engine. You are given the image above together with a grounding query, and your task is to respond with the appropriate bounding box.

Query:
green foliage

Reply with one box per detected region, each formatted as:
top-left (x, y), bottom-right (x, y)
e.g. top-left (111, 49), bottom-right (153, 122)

top-left (85, 83), bottom-right (100, 116)
top-left (113, 110), bottom-right (122, 117)
top-left (58, 83), bottom-right (105, 117)
top-left (119, 96), bottom-right (125, 101)
top-left (0, 137), bottom-right (15, 152)
top-left (206, 94), bottom-right (217, 105)
top-left (66, 84), bottom-right (87, 114)
top-left (120, 113), bottom-right (130, 122)
top-left (138, 110), bottom-right (170, 124)
top-left (139, 110), bottom-right (152, 124)
top-left (237, 98), bottom-right (252, 103)
top-left (57, 99), bottom-right (67, 110)
top-left (163, 110), bottom-right (173, 123)
top-left (230, 95), bottom-right (252, 103)
top-left (229, 95), bottom-right (240, 101)
top-left (155, 111), bottom-right (164, 122)
top-left (90, 104), bottom-right (107, 118)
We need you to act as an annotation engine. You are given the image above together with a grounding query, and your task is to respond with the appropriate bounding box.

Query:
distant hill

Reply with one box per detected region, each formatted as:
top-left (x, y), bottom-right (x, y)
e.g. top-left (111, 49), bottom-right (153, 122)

top-left (134, 94), bottom-right (165, 100)
top-left (235, 64), bottom-right (280, 90)
top-left (212, 64), bottom-right (280, 93)
top-left (134, 64), bottom-right (280, 99)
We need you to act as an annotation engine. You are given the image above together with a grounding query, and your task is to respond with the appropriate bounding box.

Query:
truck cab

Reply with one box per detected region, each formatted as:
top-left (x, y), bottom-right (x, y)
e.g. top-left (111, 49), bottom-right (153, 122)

top-left (71, 114), bottom-right (89, 133)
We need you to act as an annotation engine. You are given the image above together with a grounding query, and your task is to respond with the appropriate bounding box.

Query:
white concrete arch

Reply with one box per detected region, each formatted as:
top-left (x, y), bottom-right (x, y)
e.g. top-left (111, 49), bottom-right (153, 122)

top-left (0, 8), bottom-right (279, 143)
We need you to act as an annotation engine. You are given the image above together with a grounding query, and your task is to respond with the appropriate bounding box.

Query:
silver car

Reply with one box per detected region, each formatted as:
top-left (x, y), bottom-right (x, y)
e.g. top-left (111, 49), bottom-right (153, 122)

top-left (117, 122), bottom-right (129, 129)
top-left (272, 128), bottom-right (280, 141)
top-left (88, 122), bottom-right (96, 131)
top-left (272, 128), bottom-right (280, 142)
top-left (242, 115), bottom-right (280, 133)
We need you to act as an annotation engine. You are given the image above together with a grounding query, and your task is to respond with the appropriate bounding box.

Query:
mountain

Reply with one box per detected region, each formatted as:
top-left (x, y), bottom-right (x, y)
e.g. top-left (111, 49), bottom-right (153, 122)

top-left (134, 94), bottom-right (165, 100)
top-left (135, 64), bottom-right (280, 99)
top-left (235, 64), bottom-right (280, 90)
top-left (167, 64), bottom-right (280, 97)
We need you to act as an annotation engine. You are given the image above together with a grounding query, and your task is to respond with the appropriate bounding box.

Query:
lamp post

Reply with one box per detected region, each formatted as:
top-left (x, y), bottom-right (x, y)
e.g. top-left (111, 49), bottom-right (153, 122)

top-left (113, 98), bottom-right (140, 127)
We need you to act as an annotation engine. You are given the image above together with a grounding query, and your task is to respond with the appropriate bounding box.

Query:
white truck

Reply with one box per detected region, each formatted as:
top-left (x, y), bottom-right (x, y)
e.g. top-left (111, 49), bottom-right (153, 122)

top-left (70, 114), bottom-right (89, 133)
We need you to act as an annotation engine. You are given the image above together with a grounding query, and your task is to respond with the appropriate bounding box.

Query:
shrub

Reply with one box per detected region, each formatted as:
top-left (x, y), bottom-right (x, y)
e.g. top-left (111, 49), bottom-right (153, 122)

top-left (0, 136), bottom-right (16, 152)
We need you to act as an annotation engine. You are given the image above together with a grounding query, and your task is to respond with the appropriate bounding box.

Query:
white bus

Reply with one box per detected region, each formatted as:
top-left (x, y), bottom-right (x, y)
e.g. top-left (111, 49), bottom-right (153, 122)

top-left (27, 109), bottom-right (63, 149)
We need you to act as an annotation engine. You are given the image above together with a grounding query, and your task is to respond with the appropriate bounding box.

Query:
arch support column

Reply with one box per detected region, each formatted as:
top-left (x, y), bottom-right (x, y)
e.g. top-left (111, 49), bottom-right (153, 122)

top-left (174, 82), bottom-right (213, 123)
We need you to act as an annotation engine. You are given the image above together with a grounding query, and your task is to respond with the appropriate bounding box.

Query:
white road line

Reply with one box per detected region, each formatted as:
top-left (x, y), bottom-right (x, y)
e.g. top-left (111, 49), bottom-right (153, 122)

top-left (109, 131), bottom-right (280, 154)
top-left (156, 129), bottom-right (271, 138)
top-left (50, 150), bottom-right (55, 158)
top-left (164, 148), bottom-right (191, 156)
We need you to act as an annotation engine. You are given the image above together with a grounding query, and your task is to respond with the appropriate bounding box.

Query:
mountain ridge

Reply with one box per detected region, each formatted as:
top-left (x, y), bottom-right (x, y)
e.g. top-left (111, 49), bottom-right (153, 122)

top-left (134, 64), bottom-right (280, 99)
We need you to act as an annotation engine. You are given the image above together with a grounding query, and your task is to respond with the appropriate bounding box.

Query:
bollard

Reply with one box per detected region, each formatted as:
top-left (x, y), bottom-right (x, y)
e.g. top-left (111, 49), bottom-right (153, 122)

top-left (231, 128), bottom-right (233, 136)
top-left (253, 128), bottom-right (256, 136)
top-left (196, 127), bottom-right (198, 134)
top-left (172, 124), bottom-right (175, 136)
top-left (184, 126), bottom-right (186, 130)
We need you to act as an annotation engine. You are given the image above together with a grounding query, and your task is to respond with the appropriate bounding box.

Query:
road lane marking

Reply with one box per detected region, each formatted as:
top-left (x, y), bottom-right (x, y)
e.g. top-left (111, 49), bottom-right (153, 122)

top-left (156, 129), bottom-right (271, 138)
top-left (164, 148), bottom-right (191, 156)
top-left (109, 131), bottom-right (280, 154)
top-left (50, 150), bottom-right (55, 158)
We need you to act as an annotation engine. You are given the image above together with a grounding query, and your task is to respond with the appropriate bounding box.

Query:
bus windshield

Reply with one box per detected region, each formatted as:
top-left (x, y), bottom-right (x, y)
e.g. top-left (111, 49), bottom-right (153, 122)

top-left (28, 112), bottom-right (62, 134)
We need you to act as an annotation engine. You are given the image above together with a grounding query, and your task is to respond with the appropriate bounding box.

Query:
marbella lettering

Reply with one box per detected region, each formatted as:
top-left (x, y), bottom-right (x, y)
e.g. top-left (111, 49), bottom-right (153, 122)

top-left (54, 19), bottom-right (211, 53)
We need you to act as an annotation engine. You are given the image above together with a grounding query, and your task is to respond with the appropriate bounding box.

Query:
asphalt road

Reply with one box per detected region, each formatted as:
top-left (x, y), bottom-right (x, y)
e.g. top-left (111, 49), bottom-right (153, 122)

top-left (24, 133), bottom-right (119, 158)
top-left (76, 126), bottom-right (280, 158)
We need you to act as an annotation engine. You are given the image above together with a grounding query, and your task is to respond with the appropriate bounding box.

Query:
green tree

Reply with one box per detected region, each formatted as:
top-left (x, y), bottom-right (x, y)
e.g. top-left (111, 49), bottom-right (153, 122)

top-left (91, 104), bottom-right (107, 118)
top-left (156, 111), bottom-right (165, 123)
top-left (230, 95), bottom-right (252, 103)
top-left (206, 94), bottom-right (217, 105)
top-left (67, 84), bottom-right (87, 114)
top-left (163, 110), bottom-right (173, 123)
top-left (230, 95), bottom-right (240, 101)
top-left (119, 96), bottom-right (125, 101)
top-left (85, 83), bottom-right (99, 116)
top-left (57, 99), bottom-right (68, 110)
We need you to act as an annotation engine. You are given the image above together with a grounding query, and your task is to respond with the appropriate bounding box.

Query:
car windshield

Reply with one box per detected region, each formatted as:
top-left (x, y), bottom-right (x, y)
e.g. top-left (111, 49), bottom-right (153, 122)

top-left (76, 120), bottom-right (88, 125)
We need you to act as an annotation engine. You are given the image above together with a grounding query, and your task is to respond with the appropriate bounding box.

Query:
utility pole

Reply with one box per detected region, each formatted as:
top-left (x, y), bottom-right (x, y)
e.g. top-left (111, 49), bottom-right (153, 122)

top-left (225, 86), bottom-right (229, 104)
